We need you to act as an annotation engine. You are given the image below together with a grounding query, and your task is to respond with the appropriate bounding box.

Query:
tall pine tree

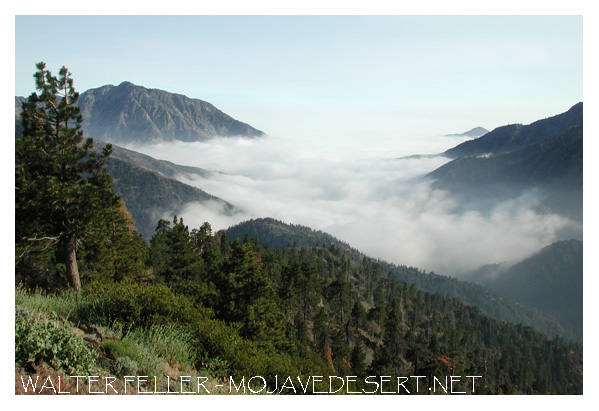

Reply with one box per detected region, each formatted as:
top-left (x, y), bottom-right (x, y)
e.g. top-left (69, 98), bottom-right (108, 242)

top-left (16, 62), bottom-right (122, 290)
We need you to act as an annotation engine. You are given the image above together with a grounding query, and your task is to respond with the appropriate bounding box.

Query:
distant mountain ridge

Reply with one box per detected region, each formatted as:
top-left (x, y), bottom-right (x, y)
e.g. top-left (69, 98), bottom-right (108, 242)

top-left (104, 153), bottom-right (235, 241)
top-left (16, 82), bottom-right (258, 239)
top-left (444, 126), bottom-right (489, 138)
top-left (16, 81), bottom-right (265, 144)
top-left (107, 143), bottom-right (215, 180)
top-left (428, 103), bottom-right (583, 221)
top-left (444, 103), bottom-right (582, 158)
top-left (429, 125), bottom-right (582, 189)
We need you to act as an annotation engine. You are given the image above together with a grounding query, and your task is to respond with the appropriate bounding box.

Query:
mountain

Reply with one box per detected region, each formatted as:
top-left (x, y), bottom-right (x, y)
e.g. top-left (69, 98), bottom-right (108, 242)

top-left (78, 81), bottom-right (265, 144)
top-left (227, 217), bottom-right (577, 341)
top-left (228, 217), bottom-right (357, 251)
top-left (444, 126), bottom-right (489, 138)
top-left (15, 96), bottom-right (26, 118)
top-left (429, 126), bottom-right (582, 192)
top-left (466, 240), bottom-right (583, 340)
top-left (424, 103), bottom-right (584, 341)
top-left (443, 103), bottom-right (582, 158)
top-left (17, 233), bottom-right (584, 394)
top-left (16, 82), bottom-right (265, 144)
top-left (14, 97), bottom-right (27, 138)
top-left (107, 143), bottom-right (215, 180)
top-left (91, 142), bottom-right (235, 241)
top-left (428, 105), bottom-right (583, 221)
top-left (17, 87), bottom-right (244, 240)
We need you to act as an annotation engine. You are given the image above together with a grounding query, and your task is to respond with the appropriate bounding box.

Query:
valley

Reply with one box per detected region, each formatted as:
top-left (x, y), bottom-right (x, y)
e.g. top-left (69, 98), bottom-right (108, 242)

top-left (15, 74), bottom-right (584, 394)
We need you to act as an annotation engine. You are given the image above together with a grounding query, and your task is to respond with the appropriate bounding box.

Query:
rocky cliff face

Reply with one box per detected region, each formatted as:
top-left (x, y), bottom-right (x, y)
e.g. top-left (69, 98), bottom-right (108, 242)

top-left (14, 81), bottom-right (265, 144)
top-left (76, 81), bottom-right (265, 144)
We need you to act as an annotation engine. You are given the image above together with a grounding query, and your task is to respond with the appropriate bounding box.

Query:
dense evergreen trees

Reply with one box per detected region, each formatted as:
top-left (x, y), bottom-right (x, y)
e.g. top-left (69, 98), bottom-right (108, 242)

top-left (143, 220), bottom-right (583, 394)
top-left (229, 218), bottom-right (579, 342)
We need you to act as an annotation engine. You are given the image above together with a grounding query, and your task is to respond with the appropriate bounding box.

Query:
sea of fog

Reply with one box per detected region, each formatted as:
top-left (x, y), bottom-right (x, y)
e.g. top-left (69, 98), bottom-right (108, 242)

top-left (125, 134), bottom-right (581, 277)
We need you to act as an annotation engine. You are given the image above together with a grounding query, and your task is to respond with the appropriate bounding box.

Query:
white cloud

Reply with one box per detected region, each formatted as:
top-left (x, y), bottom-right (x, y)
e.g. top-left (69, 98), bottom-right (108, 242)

top-left (125, 135), bottom-right (581, 276)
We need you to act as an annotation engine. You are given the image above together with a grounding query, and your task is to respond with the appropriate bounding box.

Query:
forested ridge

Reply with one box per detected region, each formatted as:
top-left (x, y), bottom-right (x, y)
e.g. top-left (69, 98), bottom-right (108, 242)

top-left (14, 63), bottom-right (583, 395)
top-left (228, 218), bottom-right (578, 341)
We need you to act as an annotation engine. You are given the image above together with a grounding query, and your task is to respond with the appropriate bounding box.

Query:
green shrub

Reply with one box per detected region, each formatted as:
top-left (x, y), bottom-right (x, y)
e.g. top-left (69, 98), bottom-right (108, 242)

top-left (201, 357), bottom-right (230, 380)
top-left (102, 337), bottom-right (160, 376)
top-left (15, 284), bottom-right (330, 392)
top-left (79, 280), bottom-right (211, 331)
top-left (15, 308), bottom-right (96, 375)
top-left (102, 338), bottom-right (138, 360)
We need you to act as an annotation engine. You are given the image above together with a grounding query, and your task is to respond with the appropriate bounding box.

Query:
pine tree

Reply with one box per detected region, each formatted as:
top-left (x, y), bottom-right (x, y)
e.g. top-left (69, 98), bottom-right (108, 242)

top-left (191, 222), bottom-right (223, 283)
top-left (16, 62), bottom-right (117, 290)
top-left (220, 239), bottom-right (287, 348)
top-left (78, 197), bottom-right (149, 283)
top-left (149, 217), bottom-right (217, 307)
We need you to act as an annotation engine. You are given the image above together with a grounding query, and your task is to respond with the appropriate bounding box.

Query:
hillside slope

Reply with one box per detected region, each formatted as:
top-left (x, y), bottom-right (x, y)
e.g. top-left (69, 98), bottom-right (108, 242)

top-left (227, 217), bottom-right (577, 341)
top-left (443, 102), bottom-right (582, 158)
top-left (428, 107), bottom-right (583, 221)
top-left (104, 155), bottom-right (235, 241)
top-left (430, 126), bottom-right (582, 189)
top-left (16, 82), bottom-right (265, 144)
top-left (107, 143), bottom-right (215, 180)
top-left (444, 126), bottom-right (489, 138)
top-left (77, 82), bottom-right (265, 144)
top-left (467, 240), bottom-right (582, 340)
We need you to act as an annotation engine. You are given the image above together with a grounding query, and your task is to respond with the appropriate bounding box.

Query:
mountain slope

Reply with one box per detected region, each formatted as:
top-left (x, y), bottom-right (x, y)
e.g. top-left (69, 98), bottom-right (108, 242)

top-left (428, 108), bottom-right (583, 221)
top-left (17, 88), bottom-right (239, 241)
top-left (104, 155), bottom-right (235, 241)
top-left (467, 240), bottom-right (582, 340)
top-left (99, 142), bottom-right (235, 241)
top-left (227, 217), bottom-right (576, 341)
top-left (77, 82), bottom-right (265, 144)
top-left (429, 126), bottom-right (582, 189)
top-left (16, 82), bottom-right (265, 144)
top-left (444, 102), bottom-right (582, 158)
top-left (444, 126), bottom-right (489, 138)
top-left (107, 143), bottom-right (215, 180)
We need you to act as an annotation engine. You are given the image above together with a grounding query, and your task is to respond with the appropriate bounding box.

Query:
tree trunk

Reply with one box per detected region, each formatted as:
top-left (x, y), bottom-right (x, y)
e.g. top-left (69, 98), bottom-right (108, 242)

top-left (65, 236), bottom-right (81, 291)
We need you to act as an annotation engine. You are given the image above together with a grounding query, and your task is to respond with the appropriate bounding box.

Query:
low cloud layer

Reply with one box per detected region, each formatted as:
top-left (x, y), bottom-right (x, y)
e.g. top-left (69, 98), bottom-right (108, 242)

top-left (126, 135), bottom-right (581, 277)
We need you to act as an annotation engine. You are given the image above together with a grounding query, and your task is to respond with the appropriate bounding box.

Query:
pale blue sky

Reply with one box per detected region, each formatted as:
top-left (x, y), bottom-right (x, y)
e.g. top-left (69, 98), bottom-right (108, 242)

top-left (15, 15), bottom-right (582, 145)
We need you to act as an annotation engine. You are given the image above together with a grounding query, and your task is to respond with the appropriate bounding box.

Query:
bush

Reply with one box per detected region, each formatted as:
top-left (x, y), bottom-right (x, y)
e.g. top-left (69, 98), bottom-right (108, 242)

top-left (15, 308), bottom-right (96, 375)
top-left (102, 338), bottom-right (138, 360)
top-left (102, 337), bottom-right (162, 376)
top-left (79, 280), bottom-right (211, 331)
top-left (15, 284), bottom-right (331, 393)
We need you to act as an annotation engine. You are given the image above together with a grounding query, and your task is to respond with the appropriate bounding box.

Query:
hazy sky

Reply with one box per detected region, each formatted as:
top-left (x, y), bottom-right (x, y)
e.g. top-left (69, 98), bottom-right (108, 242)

top-left (15, 15), bottom-right (582, 144)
